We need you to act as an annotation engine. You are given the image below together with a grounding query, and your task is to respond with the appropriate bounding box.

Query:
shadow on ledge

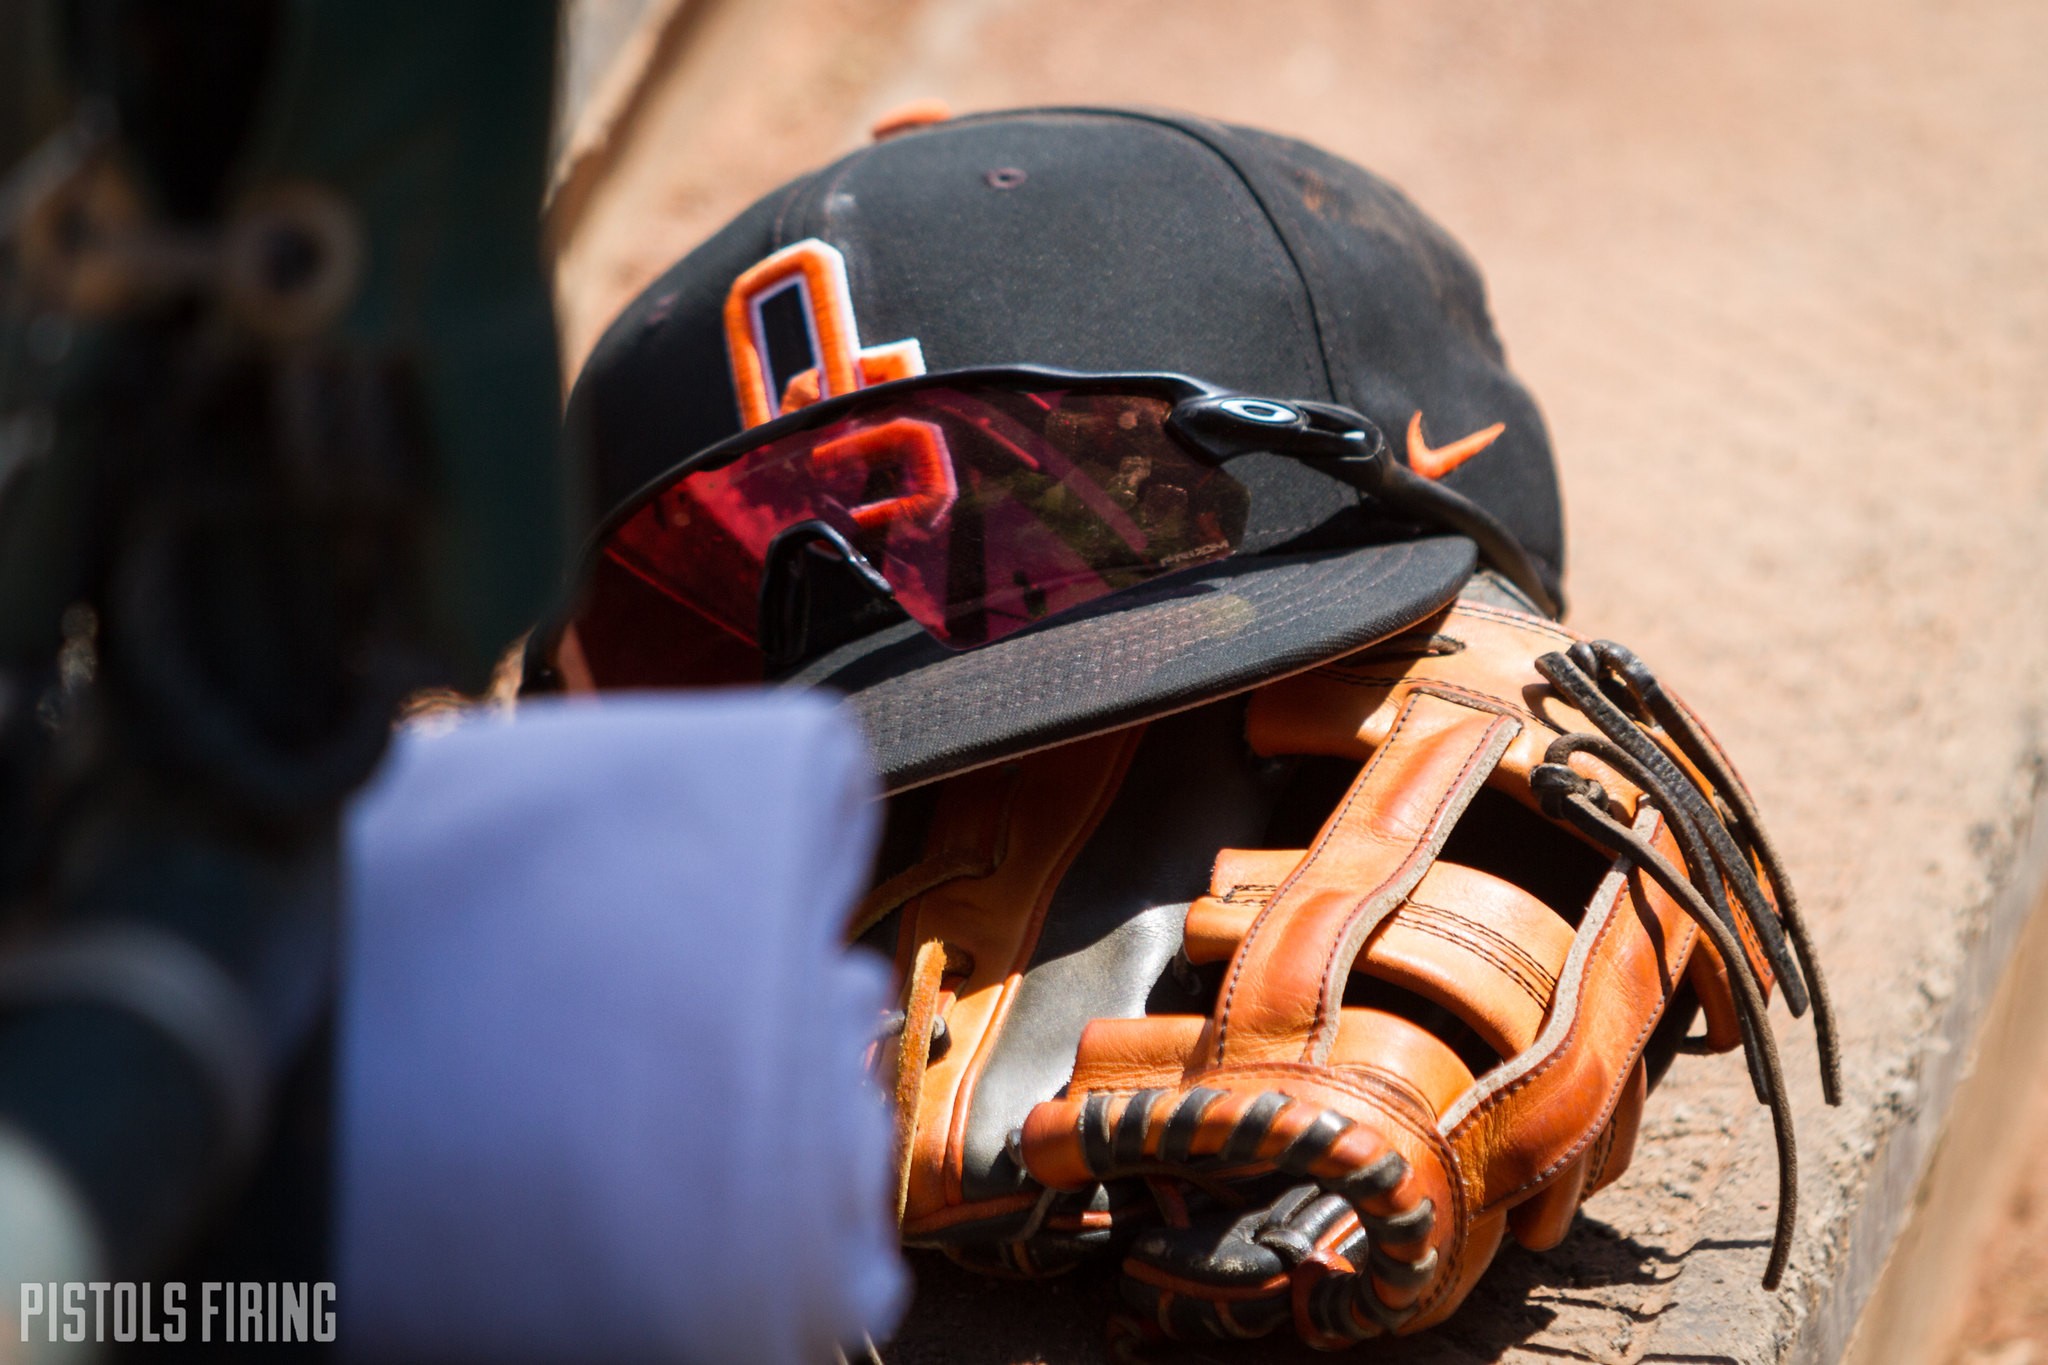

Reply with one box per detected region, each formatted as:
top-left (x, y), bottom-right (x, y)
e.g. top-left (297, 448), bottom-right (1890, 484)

top-left (881, 1215), bottom-right (1718, 1364)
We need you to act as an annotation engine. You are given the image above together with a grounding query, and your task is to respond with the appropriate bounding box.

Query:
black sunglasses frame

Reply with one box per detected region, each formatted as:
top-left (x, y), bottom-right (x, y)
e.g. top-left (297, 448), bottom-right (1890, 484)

top-left (531, 366), bottom-right (1559, 689)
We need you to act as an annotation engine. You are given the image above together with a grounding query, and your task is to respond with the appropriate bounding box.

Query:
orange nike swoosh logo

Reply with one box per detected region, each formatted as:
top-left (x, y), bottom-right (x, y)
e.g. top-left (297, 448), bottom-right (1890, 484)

top-left (1406, 411), bottom-right (1505, 480)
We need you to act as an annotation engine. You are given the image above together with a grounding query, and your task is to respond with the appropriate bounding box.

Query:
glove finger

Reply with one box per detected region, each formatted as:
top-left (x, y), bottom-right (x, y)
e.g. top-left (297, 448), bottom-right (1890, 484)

top-left (1121, 1183), bottom-right (1383, 1343)
top-left (1588, 1058), bottom-right (1650, 1197)
top-left (1120, 1198), bottom-right (1298, 1341)
top-left (1507, 1151), bottom-right (1589, 1251)
top-left (1022, 1084), bottom-right (1451, 1339)
top-left (1686, 934), bottom-right (1748, 1053)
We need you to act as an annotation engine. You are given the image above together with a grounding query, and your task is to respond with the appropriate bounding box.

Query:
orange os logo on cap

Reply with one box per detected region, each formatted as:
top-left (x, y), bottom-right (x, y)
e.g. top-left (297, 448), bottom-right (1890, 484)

top-left (724, 238), bottom-right (926, 429)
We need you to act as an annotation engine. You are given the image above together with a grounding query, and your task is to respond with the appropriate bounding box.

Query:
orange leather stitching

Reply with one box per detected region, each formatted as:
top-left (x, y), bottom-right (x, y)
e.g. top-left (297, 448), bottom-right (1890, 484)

top-left (1305, 674), bottom-right (1570, 745)
top-left (1392, 901), bottom-right (1559, 1011)
top-left (1211, 695), bottom-right (1423, 1062)
top-left (1403, 901), bottom-right (1558, 994)
top-left (1215, 692), bottom-right (1522, 1076)
top-left (1186, 1065), bottom-right (1442, 1155)
top-left (1305, 708), bottom-right (1520, 1065)
top-left (1449, 866), bottom-right (1701, 1214)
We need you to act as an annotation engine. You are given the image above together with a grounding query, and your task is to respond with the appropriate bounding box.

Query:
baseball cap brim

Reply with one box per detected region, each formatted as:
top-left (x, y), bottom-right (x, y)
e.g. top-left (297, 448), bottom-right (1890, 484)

top-left (786, 535), bottom-right (1477, 792)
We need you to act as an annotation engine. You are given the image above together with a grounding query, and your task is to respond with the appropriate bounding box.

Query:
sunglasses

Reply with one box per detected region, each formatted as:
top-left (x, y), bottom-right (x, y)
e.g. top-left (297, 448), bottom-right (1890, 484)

top-left (542, 367), bottom-right (1556, 688)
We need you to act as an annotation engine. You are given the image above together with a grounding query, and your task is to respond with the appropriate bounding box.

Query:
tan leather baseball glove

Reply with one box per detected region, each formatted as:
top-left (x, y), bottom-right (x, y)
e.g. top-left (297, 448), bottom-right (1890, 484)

top-left (860, 586), bottom-right (1839, 1348)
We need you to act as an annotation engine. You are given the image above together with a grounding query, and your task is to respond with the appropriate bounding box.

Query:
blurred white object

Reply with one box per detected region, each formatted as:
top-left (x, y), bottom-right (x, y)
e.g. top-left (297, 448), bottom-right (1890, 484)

top-left (0, 1123), bottom-right (103, 1364)
top-left (336, 693), bottom-right (905, 1364)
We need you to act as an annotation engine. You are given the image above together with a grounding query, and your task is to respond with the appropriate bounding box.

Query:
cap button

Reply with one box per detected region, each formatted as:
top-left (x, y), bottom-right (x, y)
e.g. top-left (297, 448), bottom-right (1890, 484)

top-left (870, 99), bottom-right (953, 141)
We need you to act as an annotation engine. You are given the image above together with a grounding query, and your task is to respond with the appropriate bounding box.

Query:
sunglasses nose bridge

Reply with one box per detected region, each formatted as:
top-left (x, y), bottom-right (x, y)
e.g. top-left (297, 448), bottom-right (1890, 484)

top-left (757, 519), bottom-right (899, 673)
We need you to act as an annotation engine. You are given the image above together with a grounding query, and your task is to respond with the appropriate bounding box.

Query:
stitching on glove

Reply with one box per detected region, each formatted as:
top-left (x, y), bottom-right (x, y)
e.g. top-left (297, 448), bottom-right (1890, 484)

top-left (1304, 708), bottom-right (1521, 1063)
top-left (1213, 693), bottom-right (1426, 1060)
top-left (1393, 901), bottom-right (1559, 1011)
top-left (1439, 806), bottom-right (1665, 1120)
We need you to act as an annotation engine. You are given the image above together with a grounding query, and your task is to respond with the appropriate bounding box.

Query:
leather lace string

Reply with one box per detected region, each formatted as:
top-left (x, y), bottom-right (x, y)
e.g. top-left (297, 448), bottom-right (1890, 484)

top-left (1564, 640), bottom-right (1841, 1104)
top-left (1530, 646), bottom-right (1843, 1289)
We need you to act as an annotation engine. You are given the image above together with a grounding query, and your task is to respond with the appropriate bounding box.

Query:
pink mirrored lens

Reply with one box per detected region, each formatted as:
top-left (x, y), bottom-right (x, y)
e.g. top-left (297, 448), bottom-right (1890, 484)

top-left (601, 384), bottom-right (1249, 650)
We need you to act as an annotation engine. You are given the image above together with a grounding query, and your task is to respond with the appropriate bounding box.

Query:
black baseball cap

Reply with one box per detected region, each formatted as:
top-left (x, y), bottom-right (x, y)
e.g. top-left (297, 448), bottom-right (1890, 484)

top-left (557, 106), bottom-right (1564, 791)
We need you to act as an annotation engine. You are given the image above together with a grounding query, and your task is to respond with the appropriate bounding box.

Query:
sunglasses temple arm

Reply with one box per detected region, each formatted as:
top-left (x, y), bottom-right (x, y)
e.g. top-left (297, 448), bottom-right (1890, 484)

top-left (1174, 396), bottom-right (1562, 619)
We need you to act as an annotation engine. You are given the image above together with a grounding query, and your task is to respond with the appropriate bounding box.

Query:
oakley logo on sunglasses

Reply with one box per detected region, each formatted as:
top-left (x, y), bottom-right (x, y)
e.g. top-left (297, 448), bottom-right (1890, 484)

top-left (1216, 398), bottom-right (1301, 425)
top-left (724, 239), bottom-right (926, 429)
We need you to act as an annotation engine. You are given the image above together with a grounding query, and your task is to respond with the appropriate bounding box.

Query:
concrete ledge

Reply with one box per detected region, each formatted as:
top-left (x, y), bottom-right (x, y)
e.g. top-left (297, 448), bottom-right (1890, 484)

top-left (1827, 782), bottom-right (2048, 1365)
top-left (1658, 770), bottom-right (2048, 1365)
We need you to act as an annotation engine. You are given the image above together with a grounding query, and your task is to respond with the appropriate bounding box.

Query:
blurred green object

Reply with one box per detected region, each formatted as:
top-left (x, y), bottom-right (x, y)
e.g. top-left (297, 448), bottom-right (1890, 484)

top-left (256, 0), bottom-right (572, 680)
top-left (0, 0), bottom-right (570, 1282)
top-left (1, 0), bottom-right (570, 689)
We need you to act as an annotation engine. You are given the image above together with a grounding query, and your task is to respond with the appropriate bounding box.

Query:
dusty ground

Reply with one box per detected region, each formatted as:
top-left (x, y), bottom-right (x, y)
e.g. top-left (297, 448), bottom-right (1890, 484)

top-left (553, 1), bottom-right (2048, 1360)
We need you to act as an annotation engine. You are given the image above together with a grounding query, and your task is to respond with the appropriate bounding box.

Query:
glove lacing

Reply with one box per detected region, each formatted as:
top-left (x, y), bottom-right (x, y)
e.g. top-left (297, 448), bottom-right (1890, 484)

top-left (1530, 641), bottom-right (1842, 1288)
